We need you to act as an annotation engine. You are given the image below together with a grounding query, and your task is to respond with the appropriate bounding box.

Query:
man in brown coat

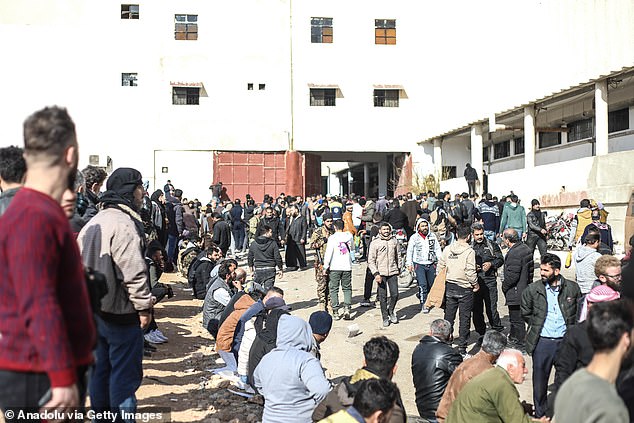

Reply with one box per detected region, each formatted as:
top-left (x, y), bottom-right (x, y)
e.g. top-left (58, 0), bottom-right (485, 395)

top-left (436, 330), bottom-right (507, 422)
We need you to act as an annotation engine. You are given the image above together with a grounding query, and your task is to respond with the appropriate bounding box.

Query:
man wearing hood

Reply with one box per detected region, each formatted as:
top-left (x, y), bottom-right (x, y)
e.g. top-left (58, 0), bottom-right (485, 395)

top-left (253, 315), bottom-right (332, 423)
top-left (248, 224), bottom-right (283, 289)
top-left (78, 167), bottom-right (154, 417)
top-left (437, 224), bottom-right (479, 356)
top-left (406, 218), bottom-right (442, 314)
top-left (573, 232), bottom-right (602, 296)
top-left (499, 195), bottom-right (527, 239)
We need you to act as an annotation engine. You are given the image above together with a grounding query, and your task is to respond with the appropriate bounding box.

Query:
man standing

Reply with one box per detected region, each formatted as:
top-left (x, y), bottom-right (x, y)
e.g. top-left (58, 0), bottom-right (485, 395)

top-left (521, 253), bottom-right (581, 418)
top-left (406, 219), bottom-right (442, 314)
top-left (323, 219), bottom-right (355, 320)
top-left (463, 163), bottom-right (478, 197)
top-left (437, 224), bottom-right (479, 356)
top-left (230, 199), bottom-right (245, 254)
top-left (436, 331), bottom-right (507, 422)
top-left (81, 164), bottom-right (108, 222)
top-left (573, 232), bottom-right (602, 296)
top-left (501, 228), bottom-right (534, 352)
top-left (554, 300), bottom-right (632, 423)
top-left (256, 206), bottom-right (285, 246)
top-left (471, 223), bottom-right (505, 340)
top-left (212, 211), bottom-right (232, 257)
top-left (165, 188), bottom-right (185, 268)
top-left (499, 195), bottom-right (527, 239)
top-left (248, 225), bottom-right (283, 289)
top-left (0, 107), bottom-right (95, 413)
top-left (285, 204), bottom-right (308, 271)
top-left (477, 193), bottom-right (500, 241)
top-left (411, 319), bottom-right (463, 422)
top-left (526, 199), bottom-right (548, 260)
top-left (309, 213), bottom-right (335, 311)
top-left (0, 146), bottom-right (26, 216)
top-left (368, 222), bottom-right (402, 327)
top-left (447, 349), bottom-right (548, 423)
top-left (78, 167), bottom-right (154, 417)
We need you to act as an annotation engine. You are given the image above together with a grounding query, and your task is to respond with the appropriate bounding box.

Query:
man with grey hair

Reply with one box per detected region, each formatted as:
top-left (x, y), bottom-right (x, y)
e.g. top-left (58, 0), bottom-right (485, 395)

top-left (501, 228), bottom-right (534, 352)
top-left (436, 330), bottom-right (507, 421)
top-left (447, 348), bottom-right (549, 422)
top-left (412, 319), bottom-right (463, 422)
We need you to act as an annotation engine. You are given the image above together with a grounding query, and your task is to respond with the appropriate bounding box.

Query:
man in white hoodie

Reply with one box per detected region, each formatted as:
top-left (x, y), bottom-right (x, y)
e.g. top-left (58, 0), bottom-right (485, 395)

top-left (437, 224), bottom-right (479, 357)
top-left (406, 219), bottom-right (442, 314)
top-left (323, 219), bottom-right (355, 320)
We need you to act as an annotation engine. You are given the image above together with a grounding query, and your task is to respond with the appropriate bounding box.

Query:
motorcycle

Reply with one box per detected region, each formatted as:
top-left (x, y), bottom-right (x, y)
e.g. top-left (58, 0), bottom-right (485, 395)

top-left (546, 212), bottom-right (573, 250)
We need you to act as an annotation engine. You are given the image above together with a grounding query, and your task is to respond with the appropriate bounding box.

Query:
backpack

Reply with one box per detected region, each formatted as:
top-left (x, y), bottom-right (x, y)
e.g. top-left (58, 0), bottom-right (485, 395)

top-left (247, 308), bottom-right (290, 388)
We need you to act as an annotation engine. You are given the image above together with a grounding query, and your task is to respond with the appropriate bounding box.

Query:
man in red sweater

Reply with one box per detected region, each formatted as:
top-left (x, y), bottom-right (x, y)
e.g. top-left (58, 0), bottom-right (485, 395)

top-left (0, 106), bottom-right (96, 416)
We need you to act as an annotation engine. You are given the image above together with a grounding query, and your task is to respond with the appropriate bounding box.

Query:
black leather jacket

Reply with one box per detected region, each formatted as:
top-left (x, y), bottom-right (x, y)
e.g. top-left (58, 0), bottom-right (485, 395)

top-left (527, 210), bottom-right (546, 238)
top-left (502, 242), bottom-right (534, 306)
top-left (411, 335), bottom-right (462, 420)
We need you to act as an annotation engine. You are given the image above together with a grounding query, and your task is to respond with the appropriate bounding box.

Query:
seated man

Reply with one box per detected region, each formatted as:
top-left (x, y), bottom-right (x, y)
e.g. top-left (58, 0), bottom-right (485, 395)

top-left (253, 315), bottom-right (331, 423)
top-left (313, 336), bottom-right (406, 423)
top-left (308, 311), bottom-right (333, 361)
top-left (202, 260), bottom-right (239, 338)
top-left (318, 379), bottom-right (400, 423)
top-left (447, 349), bottom-right (548, 423)
top-left (412, 319), bottom-right (463, 421)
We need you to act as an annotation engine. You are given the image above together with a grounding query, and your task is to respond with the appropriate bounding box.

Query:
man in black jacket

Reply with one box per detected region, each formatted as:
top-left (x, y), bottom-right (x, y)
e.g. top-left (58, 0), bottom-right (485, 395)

top-left (411, 319), bottom-right (462, 421)
top-left (212, 212), bottom-right (232, 256)
top-left (526, 199), bottom-right (548, 260)
top-left (284, 205), bottom-right (308, 270)
top-left (464, 163), bottom-right (478, 197)
top-left (385, 200), bottom-right (412, 238)
top-left (256, 206), bottom-right (285, 246)
top-left (248, 225), bottom-right (283, 289)
top-left (501, 228), bottom-right (534, 352)
top-left (471, 223), bottom-right (505, 340)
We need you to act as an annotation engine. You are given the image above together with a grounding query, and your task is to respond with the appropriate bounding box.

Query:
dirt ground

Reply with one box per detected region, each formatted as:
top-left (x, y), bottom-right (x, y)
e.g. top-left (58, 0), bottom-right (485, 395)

top-left (138, 249), bottom-right (575, 422)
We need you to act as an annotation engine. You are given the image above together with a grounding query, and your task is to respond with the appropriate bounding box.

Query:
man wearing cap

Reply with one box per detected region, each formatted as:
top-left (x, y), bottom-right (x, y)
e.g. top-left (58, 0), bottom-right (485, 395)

top-left (309, 212), bottom-right (336, 311)
top-left (78, 167), bottom-right (153, 417)
top-left (309, 311), bottom-right (333, 361)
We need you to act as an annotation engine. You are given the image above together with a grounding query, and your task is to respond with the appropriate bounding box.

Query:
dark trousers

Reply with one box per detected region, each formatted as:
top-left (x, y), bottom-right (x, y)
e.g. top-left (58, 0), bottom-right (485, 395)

top-left (526, 235), bottom-right (547, 259)
top-left (0, 367), bottom-right (89, 421)
top-left (363, 267), bottom-right (374, 301)
top-left (232, 227), bottom-right (245, 251)
top-left (472, 278), bottom-right (504, 334)
top-left (414, 263), bottom-right (436, 305)
top-left (254, 267), bottom-right (277, 290)
top-left (532, 337), bottom-right (563, 418)
top-left (167, 234), bottom-right (178, 265)
top-left (467, 180), bottom-right (476, 196)
top-left (443, 283), bottom-right (474, 352)
top-left (285, 239), bottom-right (307, 268)
top-left (378, 275), bottom-right (399, 320)
top-left (329, 270), bottom-right (352, 309)
top-left (508, 305), bottom-right (526, 346)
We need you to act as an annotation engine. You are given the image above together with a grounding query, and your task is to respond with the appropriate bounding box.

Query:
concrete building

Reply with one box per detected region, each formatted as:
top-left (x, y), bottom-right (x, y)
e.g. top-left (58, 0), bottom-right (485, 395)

top-left (0, 1), bottom-right (633, 205)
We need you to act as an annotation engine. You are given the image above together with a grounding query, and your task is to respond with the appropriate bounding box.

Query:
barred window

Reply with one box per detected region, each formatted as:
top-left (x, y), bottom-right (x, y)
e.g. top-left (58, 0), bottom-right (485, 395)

top-left (122, 73), bottom-right (138, 87)
top-left (375, 19), bottom-right (396, 45)
top-left (483, 146), bottom-right (489, 162)
top-left (514, 137), bottom-right (524, 155)
top-left (121, 4), bottom-right (139, 19)
top-left (172, 87), bottom-right (200, 105)
top-left (609, 108), bottom-right (629, 133)
top-left (311, 18), bottom-right (333, 43)
top-left (373, 89), bottom-right (399, 107)
top-left (494, 140), bottom-right (510, 159)
top-left (175, 14), bottom-right (198, 40)
top-left (539, 132), bottom-right (561, 149)
top-left (568, 118), bottom-right (594, 142)
top-left (310, 89), bottom-right (336, 106)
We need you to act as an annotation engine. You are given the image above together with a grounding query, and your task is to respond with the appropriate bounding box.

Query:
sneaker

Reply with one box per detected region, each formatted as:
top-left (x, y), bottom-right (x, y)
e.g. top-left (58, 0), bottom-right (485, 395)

top-left (389, 312), bottom-right (399, 324)
top-left (359, 300), bottom-right (373, 307)
top-left (383, 319), bottom-right (391, 327)
top-left (153, 330), bottom-right (168, 342)
top-left (421, 305), bottom-right (430, 314)
top-left (144, 332), bottom-right (165, 344)
top-left (332, 310), bottom-right (341, 321)
top-left (343, 307), bottom-right (352, 320)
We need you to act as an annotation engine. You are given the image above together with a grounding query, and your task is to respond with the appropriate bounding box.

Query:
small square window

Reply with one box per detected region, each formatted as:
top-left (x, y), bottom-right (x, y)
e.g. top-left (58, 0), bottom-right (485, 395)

top-left (175, 14), bottom-right (198, 40)
top-left (375, 19), bottom-right (396, 45)
top-left (441, 166), bottom-right (457, 180)
top-left (311, 17), bottom-right (333, 43)
top-left (122, 73), bottom-right (138, 86)
top-left (247, 83), bottom-right (254, 90)
top-left (494, 140), bottom-right (510, 159)
top-left (310, 88), bottom-right (336, 106)
top-left (373, 89), bottom-right (399, 107)
top-left (259, 84), bottom-right (266, 91)
top-left (121, 4), bottom-right (139, 19)
top-left (172, 87), bottom-right (200, 105)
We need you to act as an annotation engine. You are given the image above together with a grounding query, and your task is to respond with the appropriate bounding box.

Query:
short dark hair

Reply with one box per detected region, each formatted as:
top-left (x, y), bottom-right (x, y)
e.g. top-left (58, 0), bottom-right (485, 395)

top-left (353, 379), bottom-right (399, 418)
top-left (471, 222), bottom-right (484, 232)
top-left (145, 240), bottom-right (163, 258)
top-left (23, 106), bottom-right (77, 163)
top-left (503, 228), bottom-right (520, 243)
top-left (333, 219), bottom-right (344, 231)
top-left (218, 261), bottom-right (235, 280)
top-left (174, 189), bottom-right (183, 198)
top-left (580, 199), bottom-right (591, 208)
top-left (82, 165), bottom-right (107, 190)
top-left (456, 224), bottom-right (471, 240)
top-left (585, 232), bottom-right (601, 245)
top-left (212, 212), bottom-right (223, 219)
top-left (510, 195), bottom-right (519, 203)
top-left (380, 222), bottom-right (392, 230)
top-left (261, 224), bottom-right (273, 233)
top-left (0, 146), bottom-right (26, 184)
top-left (363, 336), bottom-right (400, 379)
top-left (587, 300), bottom-right (633, 352)
top-left (541, 252), bottom-right (561, 270)
top-left (267, 286), bottom-right (284, 297)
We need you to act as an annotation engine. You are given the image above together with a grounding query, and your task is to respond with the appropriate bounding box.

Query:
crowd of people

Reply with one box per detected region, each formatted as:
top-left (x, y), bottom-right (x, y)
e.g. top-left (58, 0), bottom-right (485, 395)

top-left (0, 105), bottom-right (633, 423)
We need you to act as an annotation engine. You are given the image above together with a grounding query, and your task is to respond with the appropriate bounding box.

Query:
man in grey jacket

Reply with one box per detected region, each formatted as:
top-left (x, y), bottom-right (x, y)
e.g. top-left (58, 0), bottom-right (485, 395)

top-left (254, 315), bottom-right (331, 422)
top-left (78, 167), bottom-right (153, 418)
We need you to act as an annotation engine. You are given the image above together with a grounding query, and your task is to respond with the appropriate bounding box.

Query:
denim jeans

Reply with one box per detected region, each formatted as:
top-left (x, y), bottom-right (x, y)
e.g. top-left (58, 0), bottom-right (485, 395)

top-left (91, 315), bottom-right (144, 423)
top-left (254, 268), bottom-right (277, 290)
top-left (414, 263), bottom-right (436, 305)
top-left (443, 283), bottom-right (474, 352)
top-left (329, 270), bottom-right (352, 309)
top-left (483, 230), bottom-right (496, 241)
top-left (232, 227), bottom-right (245, 252)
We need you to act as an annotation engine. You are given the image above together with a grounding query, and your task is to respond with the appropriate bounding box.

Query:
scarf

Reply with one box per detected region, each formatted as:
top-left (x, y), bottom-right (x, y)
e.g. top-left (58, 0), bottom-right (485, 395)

top-left (579, 284), bottom-right (620, 322)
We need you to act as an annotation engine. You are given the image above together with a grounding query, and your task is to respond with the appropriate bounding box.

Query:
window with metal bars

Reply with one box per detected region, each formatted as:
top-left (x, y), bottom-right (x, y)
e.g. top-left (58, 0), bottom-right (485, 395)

top-left (494, 140), bottom-right (510, 159)
top-left (311, 18), bottom-right (333, 43)
top-left (539, 132), bottom-right (561, 149)
top-left (373, 89), bottom-right (399, 107)
top-left (375, 19), bottom-right (396, 45)
top-left (172, 87), bottom-right (200, 105)
top-left (609, 108), bottom-right (629, 133)
top-left (175, 14), bottom-right (198, 40)
top-left (121, 4), bottom-right (139, 19)
top-left (122, 73), bottom-right (137, 87)
top-left (310, 89), bottom-right (336, 106)
top-left (514, 137), bottom-right (524, 155)
top-left (568, 118), bottom-right (594, 142)
top-left (483, 146), bottom-right (489, 162)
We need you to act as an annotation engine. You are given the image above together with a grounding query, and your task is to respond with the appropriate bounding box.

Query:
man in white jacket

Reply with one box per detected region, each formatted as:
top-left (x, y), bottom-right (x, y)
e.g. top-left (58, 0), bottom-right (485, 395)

top-left (323, 219), bottom-right (355, 320)
top-left (406, 219), bottom-right (442, 314)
